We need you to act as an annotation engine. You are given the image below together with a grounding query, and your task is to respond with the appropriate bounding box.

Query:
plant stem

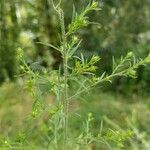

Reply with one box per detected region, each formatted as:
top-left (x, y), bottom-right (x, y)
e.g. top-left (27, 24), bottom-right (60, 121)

top-left (64, 52), bottom-right (68, 149)
top-left (59, 9), bottom-right (69, 149)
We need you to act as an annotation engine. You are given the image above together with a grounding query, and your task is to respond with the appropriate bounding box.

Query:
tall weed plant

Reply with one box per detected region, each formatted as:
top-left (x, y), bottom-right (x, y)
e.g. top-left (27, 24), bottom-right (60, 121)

top-left (3, 0), bottom-right (150, 150)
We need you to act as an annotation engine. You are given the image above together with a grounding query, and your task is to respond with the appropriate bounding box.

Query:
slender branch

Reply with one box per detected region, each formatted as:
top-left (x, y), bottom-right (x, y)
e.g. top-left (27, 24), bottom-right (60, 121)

top-left (67, 63), bottom-right (141, 101)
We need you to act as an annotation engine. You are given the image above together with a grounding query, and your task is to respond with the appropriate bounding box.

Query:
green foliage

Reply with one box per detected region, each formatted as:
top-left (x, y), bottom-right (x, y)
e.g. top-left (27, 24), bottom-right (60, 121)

top-left (1, 0), bottom-right (150, 91)
top-left (73, 55), bottom-right (100, 75)
top-left (67, 1), bottom-right (100, 35)
top-left (0, 83), bottom-right (150, 150)
top-left (0, 0), bottom-right (150, 149)
top-left (13, 1), bottom-right (150, 149)
top-left (105, 129), bottom-right (133, 149)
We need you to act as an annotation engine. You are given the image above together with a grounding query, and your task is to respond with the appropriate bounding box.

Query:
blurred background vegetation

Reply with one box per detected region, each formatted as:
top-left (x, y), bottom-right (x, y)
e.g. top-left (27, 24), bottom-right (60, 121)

top-left (0, 0), bottom-right (150, 149)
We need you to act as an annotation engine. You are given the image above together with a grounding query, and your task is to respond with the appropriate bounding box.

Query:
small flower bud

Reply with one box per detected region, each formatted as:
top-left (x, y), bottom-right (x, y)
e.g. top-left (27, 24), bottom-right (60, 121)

top-left (127, 52), bottom-right (133, 58)
top-left (92, 1), bottom-right (98, 8)
top-left (72, 36), bottom-right (78, 43)
top-left (16, 48), bottom-right (24, 59)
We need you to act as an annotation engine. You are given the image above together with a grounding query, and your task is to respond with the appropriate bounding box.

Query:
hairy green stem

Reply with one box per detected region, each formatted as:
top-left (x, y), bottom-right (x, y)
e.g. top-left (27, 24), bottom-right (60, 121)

top-left (59, 9), bottom-right (69, 149)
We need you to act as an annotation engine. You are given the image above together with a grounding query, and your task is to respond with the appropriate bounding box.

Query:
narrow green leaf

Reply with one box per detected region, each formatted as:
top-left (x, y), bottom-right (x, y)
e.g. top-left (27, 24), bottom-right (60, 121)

top-left (36, 42), bottom-right (61, 53)
top-left (68, 40), bottom-right (82, 57)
